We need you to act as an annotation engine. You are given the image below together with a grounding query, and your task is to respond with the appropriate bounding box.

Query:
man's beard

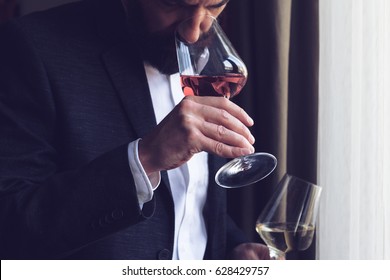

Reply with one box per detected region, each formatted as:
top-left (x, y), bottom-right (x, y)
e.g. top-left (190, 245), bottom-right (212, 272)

top-left (125, 0), bottom-right (179, 75)
top-left (138, 28), bottom-right (179, 75)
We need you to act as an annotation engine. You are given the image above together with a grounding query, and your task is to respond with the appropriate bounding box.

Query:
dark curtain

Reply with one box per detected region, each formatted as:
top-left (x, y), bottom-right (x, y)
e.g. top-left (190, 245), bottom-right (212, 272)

top-left (224, 0), bottom-right (319, 259)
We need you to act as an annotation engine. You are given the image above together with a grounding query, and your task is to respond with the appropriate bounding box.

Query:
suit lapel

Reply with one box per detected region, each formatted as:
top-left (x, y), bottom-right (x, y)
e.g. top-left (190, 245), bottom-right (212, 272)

top-left (91, 0), bottom-right (156, 137)
top-left (102, 44), bottom-right (172, 189)
top-left (101, 44), bottom-right (156, 139)
top-left (96, 0), bottom-right (171, 189)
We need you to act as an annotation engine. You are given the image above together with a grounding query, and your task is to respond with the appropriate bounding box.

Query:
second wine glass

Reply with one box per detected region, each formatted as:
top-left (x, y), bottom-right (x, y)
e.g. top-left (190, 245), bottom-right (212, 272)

top-left (175, 15), bottom-right (277, 188)
top-left (256, 174), bottom-right (322, 260)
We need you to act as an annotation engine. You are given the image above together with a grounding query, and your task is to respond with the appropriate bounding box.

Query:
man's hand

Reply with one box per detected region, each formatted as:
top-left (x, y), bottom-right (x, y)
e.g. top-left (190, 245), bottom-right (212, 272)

top-left (228, 243), bottom-right (271, 260)
top-left (139, 96), bottom-right (255, 175)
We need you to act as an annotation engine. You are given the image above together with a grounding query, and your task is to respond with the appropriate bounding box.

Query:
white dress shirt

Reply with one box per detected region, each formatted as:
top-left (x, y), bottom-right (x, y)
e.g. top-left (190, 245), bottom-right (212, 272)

top-left (127, 64), bottom-right (209, 260)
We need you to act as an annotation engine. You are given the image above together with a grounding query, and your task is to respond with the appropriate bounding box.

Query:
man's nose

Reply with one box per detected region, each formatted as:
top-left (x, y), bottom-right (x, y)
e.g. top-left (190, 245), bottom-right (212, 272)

top-left (177, 14), bottom-right (214, 43)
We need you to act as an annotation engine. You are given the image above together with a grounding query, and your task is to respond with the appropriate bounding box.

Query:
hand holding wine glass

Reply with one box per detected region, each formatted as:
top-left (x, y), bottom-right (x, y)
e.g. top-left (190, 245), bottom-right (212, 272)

top-left (255, 174), bottom-right (322, 260)
top-left (175, 15), bottom-right (277, 188)
top-left (138, 95), bottom-right (256, 175)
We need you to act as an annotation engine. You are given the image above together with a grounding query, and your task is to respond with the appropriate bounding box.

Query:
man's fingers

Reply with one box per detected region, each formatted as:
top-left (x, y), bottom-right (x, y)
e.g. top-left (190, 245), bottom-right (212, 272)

top-left (182, 97), bottom-right (255, 144)
top-left (199, 134), bottom-right (255, 158)
top-left (183, 95), bottom-right (254, 127)
top-left (201, 121), bottom-right (254, 150)
top-left (202, 107), bottom-right (255, 144)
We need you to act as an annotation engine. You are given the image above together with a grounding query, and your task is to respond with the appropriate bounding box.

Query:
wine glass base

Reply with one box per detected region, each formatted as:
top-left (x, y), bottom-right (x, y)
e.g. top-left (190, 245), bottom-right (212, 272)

top-left (269, 248), bottom-right (286, 260)
top-left (215, 152), bottom-right (277, 188)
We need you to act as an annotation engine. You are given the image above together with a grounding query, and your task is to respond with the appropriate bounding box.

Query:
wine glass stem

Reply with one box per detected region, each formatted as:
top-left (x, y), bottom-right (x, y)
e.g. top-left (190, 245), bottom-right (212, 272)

top-left (269, 248), bottom-right (285, 260)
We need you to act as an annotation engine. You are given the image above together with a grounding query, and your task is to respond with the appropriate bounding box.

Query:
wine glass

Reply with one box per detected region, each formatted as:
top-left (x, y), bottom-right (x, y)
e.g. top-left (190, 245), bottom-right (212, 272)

top-left (175, 15), bottom-right (277, 188)
top-left (255, 174), bottom-right (322, 260)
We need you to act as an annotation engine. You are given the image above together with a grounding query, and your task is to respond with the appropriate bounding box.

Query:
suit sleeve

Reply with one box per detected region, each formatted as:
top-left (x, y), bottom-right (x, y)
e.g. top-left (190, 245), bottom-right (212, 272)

top-left (0, 21), bottom-right (154, 259)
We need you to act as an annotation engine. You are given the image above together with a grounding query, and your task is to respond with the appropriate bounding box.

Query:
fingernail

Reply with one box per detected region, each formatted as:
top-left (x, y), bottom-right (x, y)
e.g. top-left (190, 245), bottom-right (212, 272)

top-left (248, 116), bottom-right (254, 126)
top-left (249, 134), bottom-right (255, 144)
top-left (242, 146), bottom-right (255, 155)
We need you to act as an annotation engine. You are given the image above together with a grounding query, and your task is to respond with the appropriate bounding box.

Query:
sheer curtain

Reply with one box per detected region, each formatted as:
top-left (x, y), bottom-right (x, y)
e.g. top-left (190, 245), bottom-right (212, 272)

top-left (318, 0), bottom-right (390, 259)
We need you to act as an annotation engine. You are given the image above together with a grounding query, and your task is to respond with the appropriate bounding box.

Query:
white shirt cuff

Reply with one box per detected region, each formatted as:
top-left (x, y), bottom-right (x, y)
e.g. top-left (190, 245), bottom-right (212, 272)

top-left (127, 139), bottom-right (161, 206)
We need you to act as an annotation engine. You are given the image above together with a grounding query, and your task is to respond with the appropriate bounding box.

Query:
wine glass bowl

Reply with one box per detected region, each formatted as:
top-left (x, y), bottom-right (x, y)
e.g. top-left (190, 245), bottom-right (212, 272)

top-left (175, 15), bottom-right (248, 99)
top-left (255, 174), bottom-right (322, 260)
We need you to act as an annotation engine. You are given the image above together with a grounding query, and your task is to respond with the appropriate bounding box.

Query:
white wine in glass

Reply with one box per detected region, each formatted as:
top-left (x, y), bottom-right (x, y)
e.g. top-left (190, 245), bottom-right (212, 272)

top-left (175, 15), bottom-right (277, 188)
top-left (256, 174), bottom-right (322, 259)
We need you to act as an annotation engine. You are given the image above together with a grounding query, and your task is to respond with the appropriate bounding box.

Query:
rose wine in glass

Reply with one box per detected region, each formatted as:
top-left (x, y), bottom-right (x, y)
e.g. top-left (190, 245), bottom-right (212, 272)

top-left (176, 15), bottom-right (277, 188)
top-left (180, 74), bottom-right (247, 98)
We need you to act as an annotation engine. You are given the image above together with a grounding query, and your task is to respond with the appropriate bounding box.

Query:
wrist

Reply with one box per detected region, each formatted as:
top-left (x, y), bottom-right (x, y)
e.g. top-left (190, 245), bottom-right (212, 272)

top-left (138, 138), bottom-right (158, 176)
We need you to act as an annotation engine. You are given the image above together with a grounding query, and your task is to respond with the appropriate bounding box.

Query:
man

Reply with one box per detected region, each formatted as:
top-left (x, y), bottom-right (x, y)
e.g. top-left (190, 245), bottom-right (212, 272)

top-left (0, 0), bottom-right (269, 259)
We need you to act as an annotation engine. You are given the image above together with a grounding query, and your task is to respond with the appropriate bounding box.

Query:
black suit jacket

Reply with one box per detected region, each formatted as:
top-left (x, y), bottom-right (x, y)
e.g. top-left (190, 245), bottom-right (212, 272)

top-left (0, 0), bottom-right (247, 259)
